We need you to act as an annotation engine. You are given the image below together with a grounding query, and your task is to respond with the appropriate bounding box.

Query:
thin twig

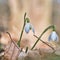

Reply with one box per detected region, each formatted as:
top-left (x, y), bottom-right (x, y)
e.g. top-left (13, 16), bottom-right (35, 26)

top-left (10, 45), bottom-right (15, 60)
top-left (31, 25), bottom-right (55, 50)
top-left (4, 42), bottom-right (12, 55)
top-left (16, 50), bottom-right (21, 60)
top-left (33, 34), bottom-right (55, 53)
top-left (6, 32), bottom-right (21, 51)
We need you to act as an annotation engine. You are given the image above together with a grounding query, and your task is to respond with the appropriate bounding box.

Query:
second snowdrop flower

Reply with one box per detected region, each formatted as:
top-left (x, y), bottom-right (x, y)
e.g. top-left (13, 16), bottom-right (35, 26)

top-left (48, 31), bottom-right (59, 42)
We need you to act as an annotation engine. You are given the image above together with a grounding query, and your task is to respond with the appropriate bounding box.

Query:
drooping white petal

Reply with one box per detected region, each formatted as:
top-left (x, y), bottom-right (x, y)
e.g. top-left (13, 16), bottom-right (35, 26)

top-left (25, 23), bottom-right (31, 33)
top-left (48, 31), bottom-right (59, 42)
top-left (30, 24), bottom-right (35, 34)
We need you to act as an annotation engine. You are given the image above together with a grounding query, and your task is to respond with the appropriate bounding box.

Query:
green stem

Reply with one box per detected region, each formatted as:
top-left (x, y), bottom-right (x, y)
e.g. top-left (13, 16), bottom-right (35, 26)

top-left (0, 41), bottom-right (1, 50)
top-left (17, 13), bottom-right (26, 47)
top-left (31, 25), bottom-right (55, 50)
top-left (33, 35), bottom-right (55, 53)
top-left (25, 47), bottom-right (28, 53)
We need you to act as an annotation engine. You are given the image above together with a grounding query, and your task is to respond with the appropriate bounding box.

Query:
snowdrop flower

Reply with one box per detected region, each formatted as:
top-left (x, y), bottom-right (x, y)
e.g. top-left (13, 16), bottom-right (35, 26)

top-left (25, 23), bottom-right (35, 34)
top-left (18, 52), bottom-right (27, 60)
top-left (48, 31), bottom-right (59, 42)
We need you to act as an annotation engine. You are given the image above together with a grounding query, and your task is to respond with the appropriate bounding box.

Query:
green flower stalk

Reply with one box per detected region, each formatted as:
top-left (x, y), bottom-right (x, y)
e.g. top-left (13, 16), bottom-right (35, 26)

top-left (17, 13), bottom-right (30, 47)
top-left (31, 25), bottom-right (56, 50)
top-left (17, 13), bottom-right (26, 47)
top-left (25, 47), bottom-right (28, 53)
top-left (33, 34), bottom-right (55, 53)
top-left (0, 43), bottom-right (2, 50)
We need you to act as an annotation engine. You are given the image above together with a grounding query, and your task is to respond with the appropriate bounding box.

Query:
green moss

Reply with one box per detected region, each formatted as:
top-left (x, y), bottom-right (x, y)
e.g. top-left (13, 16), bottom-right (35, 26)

top-left (42, 53), bottom-right (60, 60)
